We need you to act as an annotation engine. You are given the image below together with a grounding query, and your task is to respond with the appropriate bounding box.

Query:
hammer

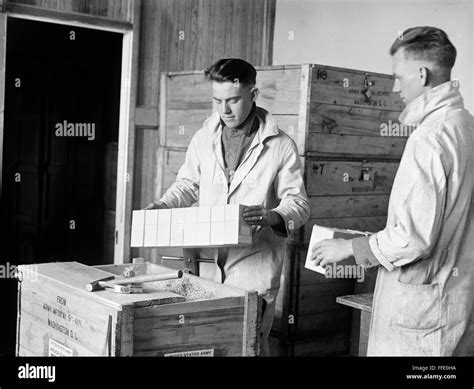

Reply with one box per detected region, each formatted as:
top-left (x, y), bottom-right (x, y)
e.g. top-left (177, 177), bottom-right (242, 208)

top-left (86, 270), bottom-right (183, 292)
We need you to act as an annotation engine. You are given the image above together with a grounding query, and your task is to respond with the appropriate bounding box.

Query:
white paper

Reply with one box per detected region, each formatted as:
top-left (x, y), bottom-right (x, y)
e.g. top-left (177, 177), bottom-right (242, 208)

top-left (48, 339), bottom-right (73, 357)
top-left (305, 225), bottom-right (336, 274)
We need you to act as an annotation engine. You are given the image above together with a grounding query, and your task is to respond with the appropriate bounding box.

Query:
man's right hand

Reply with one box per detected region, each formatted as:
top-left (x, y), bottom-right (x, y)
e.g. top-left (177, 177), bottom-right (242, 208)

top-left (143, 202), bottom-right (167, 210)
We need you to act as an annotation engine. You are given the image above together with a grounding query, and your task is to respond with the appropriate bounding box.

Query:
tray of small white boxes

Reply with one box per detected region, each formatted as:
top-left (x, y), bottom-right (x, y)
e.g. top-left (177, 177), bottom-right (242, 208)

top-left (131, 204), bottom-right (253, 248)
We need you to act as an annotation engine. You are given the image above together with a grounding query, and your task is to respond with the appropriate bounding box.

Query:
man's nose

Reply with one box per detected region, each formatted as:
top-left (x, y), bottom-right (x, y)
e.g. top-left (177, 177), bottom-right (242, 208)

top-left (222, 102), bottom-right (231, 114)
top-left (392, 79), bottom-right (401, 93)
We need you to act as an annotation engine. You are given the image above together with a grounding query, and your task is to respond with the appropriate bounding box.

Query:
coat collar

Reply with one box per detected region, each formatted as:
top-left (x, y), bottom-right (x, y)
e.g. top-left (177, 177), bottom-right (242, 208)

top-left (203, 106), bottom-right (280, 144)
top-left (204, 106), bottom-right (280, 198)
top-left (399, 80), bottom-right (464, 126)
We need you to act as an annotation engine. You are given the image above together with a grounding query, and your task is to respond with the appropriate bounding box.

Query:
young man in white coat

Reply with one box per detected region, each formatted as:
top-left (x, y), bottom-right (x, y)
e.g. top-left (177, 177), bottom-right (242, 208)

top-left (310, 27), bottom-right (474, 356)
top-left (146, 58), bottom-right (310, 355)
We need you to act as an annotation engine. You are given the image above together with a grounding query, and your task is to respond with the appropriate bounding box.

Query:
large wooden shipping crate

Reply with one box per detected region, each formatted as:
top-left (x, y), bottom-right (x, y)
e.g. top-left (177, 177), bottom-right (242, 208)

top-left (16, 262), bottom-right (260, 356)
top-left (157, 64), bottom-right (407, 355)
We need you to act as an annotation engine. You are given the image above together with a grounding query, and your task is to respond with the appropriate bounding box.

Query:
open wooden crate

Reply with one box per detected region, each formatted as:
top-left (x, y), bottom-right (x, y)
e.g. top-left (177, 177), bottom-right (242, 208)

top-left (16, 261), bottom-right (261, 356)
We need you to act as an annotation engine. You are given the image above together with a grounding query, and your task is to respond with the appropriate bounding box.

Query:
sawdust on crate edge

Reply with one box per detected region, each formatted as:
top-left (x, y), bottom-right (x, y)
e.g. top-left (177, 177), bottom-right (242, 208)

top-left (149, 278), bottom-right (215, 301)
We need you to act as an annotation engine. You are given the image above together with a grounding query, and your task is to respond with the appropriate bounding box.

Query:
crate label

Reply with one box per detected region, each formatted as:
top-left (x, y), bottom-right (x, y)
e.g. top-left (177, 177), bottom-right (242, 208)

top-left (48, 339), bottom-right (73, 357)
top-left (164, 348), bottom-right (214, 357)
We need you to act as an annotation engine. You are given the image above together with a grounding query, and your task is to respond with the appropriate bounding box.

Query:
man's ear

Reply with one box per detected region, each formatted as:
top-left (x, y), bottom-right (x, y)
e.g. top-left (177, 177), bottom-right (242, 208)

top-left (419, 66), bottom-right (429, 87)
top-left (250, 87), bottom-right (259, 102)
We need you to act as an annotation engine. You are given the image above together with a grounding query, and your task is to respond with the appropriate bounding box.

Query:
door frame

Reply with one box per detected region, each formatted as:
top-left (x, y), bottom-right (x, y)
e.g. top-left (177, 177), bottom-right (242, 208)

top-left (0, 1), bottom-right (139, 265)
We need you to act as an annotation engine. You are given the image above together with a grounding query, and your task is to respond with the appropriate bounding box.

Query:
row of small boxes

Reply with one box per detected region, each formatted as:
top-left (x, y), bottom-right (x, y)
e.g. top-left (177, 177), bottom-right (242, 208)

top-left (130, 204), bottom-right (253, 248)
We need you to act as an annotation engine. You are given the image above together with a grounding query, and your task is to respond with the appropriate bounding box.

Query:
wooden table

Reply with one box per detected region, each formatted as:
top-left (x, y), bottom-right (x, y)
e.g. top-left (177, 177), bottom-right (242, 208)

top-left (336, 293), bottom-right (373, 356)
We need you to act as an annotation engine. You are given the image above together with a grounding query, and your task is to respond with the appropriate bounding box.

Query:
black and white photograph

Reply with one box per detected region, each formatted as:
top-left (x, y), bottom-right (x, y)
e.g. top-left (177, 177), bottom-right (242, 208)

top-left (0, 0), bottom-right (473, 387)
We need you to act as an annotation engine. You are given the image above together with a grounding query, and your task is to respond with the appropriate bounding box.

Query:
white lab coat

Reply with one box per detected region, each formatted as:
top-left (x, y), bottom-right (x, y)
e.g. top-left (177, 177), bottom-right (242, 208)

top-left (367, 81), bottom-right (474, 355)
top-left (159, 107), bottom-right (310, 302)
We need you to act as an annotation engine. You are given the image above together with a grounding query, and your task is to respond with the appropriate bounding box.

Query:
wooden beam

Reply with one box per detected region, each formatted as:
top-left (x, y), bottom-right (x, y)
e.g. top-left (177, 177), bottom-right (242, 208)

top-left (0, 11), bottom-right (6, 198)
top-left (135, 105), bottom-right (159, 128)
top-left (122, 0), bottom-right (142, 264)
top-left (115, 0), bottom-right (141, 264)
top-left (261, 0), bottom-right (276, 66)
top-left (242, 291), bottom-right (261, 356)
top-left (5, 2), bottom-right (133, 31)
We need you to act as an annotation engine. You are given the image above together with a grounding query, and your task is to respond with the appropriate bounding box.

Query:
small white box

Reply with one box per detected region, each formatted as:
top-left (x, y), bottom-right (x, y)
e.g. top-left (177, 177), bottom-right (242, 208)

top-left (183, 207), bottom-right (198, 246)
top-left (210, 204), bottom-right (252, 246)
top-left (157, 209), bottom-right (171, 246)
top-left (225, 204), bottom-right (251, 236)
top-left (210, 206), bottom-right (226, 245)
top-left (170, 208), bottom-right (185, 246)
top-left (143, 210), bottom-right (159, 247)
top-left (305, 225), bottom-right (367, 274)
top-left (196, 206), bottom-right (211, 246)
top-left (130, 210), bottom-right (146, 247)
top-left (224, 221), bottom-right (252, 244)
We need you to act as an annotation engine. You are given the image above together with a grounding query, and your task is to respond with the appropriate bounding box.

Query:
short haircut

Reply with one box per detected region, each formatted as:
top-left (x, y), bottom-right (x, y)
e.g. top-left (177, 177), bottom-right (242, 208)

top-left (390, 26), bottom-right (456, 70)
top-left (204, 58), bottom-right (257, 86)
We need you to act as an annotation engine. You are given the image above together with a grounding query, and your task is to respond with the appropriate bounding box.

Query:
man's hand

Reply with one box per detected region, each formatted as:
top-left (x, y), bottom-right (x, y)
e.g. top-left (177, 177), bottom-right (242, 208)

top-left (143, 202), bottom-right (167, 210)
top-left (242, 205), bottom-right (283, 227)
top-left (310, 238), bottom-right (354, 267)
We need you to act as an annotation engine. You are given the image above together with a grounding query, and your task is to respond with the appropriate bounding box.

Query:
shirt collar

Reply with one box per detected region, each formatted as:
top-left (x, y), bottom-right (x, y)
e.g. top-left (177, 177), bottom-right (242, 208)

top-left (220, 103), bottom-right (257, 136)
top-left (205, 106), bottom-right (280, 144)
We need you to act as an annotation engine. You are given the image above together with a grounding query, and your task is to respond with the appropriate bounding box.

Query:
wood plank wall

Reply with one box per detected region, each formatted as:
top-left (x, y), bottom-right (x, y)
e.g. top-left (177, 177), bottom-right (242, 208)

top-left (7, 0), bottom-right (132, 22)
top-left (132, 0), bottom-right (276, 261)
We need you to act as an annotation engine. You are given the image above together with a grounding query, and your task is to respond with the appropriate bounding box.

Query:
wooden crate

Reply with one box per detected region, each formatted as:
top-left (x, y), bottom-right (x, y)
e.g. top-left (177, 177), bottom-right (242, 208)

top-left (158, 66), bottom-right (404, 149)
top-left (157, 64), bottom-right (406, 355)
top-left (16, 261), bottom-right (260, 356)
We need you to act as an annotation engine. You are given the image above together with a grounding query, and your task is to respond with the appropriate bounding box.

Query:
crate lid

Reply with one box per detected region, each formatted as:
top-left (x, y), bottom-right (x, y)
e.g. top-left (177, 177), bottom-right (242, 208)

top-left (17, 262), bottom-right (185, 309)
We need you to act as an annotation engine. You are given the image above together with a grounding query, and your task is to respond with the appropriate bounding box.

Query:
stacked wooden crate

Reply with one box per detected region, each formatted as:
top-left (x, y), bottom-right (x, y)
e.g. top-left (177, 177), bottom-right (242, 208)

top-left (157, 64), bottom-right (407, 355)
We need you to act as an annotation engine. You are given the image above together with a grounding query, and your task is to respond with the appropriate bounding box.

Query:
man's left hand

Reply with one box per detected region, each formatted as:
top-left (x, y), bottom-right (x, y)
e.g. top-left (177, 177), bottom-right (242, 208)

top-left (310, 239), bottom-right (354, 267)
top-left (242, 205), bottom-right (283, 227)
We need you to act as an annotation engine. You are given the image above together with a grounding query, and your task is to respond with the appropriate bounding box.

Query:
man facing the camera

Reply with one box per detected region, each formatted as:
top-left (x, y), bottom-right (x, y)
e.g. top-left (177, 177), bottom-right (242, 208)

top-left (310, 27), bottom-right (474, 356)
top-left (146, 58), bottom-right (310, 355)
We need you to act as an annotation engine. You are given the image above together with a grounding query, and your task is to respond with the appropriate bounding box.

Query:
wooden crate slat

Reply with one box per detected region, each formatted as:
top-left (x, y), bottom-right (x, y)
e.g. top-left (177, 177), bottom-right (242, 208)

top-left (256, 67), bottom-right (302, 115)
top-left (305, 160), bottom-right (399, 196)
top-left (157, 147), bottom-right (187, 197)
top-left (309, 104), bottom-right (403, 136)
top-left (311, 66), bottom-right (405, 112)
top-left (133, 320), bottom-right (243, 356)
top-left (296, 280), bottom-right (355, 315)
top-left (309, 195), bottom-right (390, 219)
top-left (307, 133), bottom-right (407, 159)
top-left (166, 73), bottom-right (211, 109)
top-left (164, 108), bottom-right (211, 148)
top-left (295, 309), bottom-right (352, 337)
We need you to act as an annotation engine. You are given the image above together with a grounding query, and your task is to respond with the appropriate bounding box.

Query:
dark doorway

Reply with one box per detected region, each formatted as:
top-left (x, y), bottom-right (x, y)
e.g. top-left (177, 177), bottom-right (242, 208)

top-left (0, 18), bottom-right (122, 356)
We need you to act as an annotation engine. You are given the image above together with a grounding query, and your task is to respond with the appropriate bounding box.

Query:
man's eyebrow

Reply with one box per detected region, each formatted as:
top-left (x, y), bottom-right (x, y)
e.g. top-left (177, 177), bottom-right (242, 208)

top-left (212, 96), bottom-right (241, 101)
